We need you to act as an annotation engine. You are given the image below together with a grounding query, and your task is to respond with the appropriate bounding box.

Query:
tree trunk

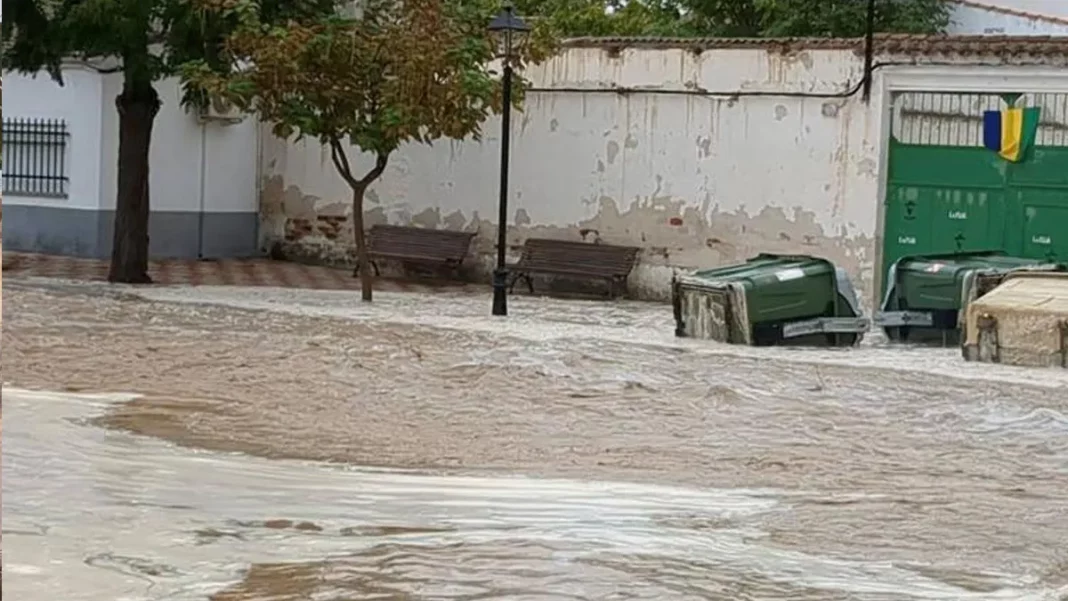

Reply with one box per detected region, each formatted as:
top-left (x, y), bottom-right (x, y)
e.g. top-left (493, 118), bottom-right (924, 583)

top-left (108, 78), bottom-right (160, 284)
top-left (351, 184), bottom-right (373, 302)
top-left (329, 140), bottom-right (389, 303)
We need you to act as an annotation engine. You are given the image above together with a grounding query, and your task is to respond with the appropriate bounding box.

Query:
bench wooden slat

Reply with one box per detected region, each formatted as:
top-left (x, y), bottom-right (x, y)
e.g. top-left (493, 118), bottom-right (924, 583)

top-left (372, 251), bottom-right (463, 263)
top-left (367, 225), bottom-right (475, 262)
top-left (510, 238), bottom-right (640, 298)
top-left (360, 224), bottom-right (476, 278)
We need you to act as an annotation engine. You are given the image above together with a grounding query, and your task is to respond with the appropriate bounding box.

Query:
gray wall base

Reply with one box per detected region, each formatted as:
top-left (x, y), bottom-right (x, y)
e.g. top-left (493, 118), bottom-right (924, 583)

top-left (3, 204), bottom-right (259, 259)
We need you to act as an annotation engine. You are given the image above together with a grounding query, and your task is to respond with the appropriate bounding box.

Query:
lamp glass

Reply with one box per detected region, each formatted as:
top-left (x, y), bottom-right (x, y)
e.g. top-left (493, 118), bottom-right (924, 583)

top-left (487, 5), bottom-right (530, 58)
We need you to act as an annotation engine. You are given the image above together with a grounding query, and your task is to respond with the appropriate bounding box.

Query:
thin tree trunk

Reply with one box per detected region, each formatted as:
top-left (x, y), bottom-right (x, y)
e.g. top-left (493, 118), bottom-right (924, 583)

top-left (108, 77), bottom-right (160, 284)
top-left (329, 139), bottom-right (388, 303)
top-left (351, 184), bottom-right (373, 302)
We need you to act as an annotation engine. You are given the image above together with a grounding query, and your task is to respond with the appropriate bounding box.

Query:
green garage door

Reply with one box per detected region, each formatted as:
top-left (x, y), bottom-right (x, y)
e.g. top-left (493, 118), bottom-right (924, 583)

top-left (883, 92), bottom-right (1068, 293)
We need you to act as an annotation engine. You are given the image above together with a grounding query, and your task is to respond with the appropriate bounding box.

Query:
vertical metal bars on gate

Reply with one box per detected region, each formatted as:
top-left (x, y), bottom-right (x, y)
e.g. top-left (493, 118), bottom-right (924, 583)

top-left (892, 92), bottom-right (1068, 147)
top-left (2, 118), bottom-right (71, 198)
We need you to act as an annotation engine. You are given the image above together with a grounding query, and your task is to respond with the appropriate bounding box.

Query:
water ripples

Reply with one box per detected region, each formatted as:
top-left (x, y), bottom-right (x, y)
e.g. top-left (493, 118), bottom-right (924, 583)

top-left (5, 281), bottom-right (1068, 600)
top-left (6, 389), bottom-right (1068, 601)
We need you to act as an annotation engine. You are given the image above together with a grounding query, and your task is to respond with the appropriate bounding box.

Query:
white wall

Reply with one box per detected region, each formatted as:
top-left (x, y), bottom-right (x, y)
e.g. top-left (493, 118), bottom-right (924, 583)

top-left (959, 0), bottom-right (1068, 18)
top-left (3, 67), bottom-right (106, 211)
top-left (98, 75), bottom-right (259, 216)
top-left (949, 0), bottom-right (1068, 35)
top-left (4, 64), bottom-right (260, 258)
top-left (2, 65), bottom-right (258, 217)
top-left (262, 46), bottom-right (885, 300)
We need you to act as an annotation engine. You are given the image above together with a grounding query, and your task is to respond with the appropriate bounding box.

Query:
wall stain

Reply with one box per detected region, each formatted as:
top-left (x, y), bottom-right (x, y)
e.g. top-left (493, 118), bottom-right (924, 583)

top-left (606, 141), bottom-right (620, 165)
top-left (410, 208), bottom-right (441, 229)
top-left (262, 175), bottom-right (874, 303)
top-left (696, 136), bottom-right (712, 159)
top-left (515, 208), bottom-right (532, 227)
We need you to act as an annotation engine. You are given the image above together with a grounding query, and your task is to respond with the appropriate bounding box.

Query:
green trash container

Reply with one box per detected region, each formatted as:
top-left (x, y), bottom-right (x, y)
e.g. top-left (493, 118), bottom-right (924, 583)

top-left (875, 250), bottom-right (1064, 343)
top-left (672, 253), bottom-right (869, 346)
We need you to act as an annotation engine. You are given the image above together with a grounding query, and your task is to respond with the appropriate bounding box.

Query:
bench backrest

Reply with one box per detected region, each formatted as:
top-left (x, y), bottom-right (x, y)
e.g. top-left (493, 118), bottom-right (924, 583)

top-left (517, 238), bottom-right (640, 277)
top-left (368, 225), bottom-right (475, 259)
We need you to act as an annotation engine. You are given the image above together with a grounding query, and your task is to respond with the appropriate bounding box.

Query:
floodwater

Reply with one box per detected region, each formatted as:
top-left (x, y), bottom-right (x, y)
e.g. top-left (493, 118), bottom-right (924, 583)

top-left (4, 279), bottom-right (1068, 600)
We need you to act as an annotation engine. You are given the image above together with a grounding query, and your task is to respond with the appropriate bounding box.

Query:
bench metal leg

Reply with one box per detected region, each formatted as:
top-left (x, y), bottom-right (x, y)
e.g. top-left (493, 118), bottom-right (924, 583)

top-left (508, 272), bottom-right (534, 295)
top-left (352, 260), bottom-right (381, 277)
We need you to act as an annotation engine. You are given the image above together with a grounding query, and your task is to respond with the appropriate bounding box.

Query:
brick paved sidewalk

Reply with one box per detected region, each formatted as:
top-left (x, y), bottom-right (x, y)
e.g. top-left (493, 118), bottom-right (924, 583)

top-left (2, 252), bottom-right (473, 292)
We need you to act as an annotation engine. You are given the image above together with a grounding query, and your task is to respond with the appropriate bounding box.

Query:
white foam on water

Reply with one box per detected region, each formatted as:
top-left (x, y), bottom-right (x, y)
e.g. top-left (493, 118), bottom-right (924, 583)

top-left (120, 284), bottom-right (1068, 390)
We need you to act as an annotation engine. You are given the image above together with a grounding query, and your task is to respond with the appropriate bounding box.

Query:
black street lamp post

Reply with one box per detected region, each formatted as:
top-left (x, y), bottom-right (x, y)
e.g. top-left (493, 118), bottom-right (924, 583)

top-left (487, 3), bottom-right (530, 317)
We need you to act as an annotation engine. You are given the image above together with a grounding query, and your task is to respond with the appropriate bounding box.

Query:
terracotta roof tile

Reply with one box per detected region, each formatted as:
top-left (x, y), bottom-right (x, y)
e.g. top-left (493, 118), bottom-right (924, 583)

top-left (874, 33), bottom-right (1068, 57)
top-left (563, 36), bottom-right (857, 52)
top-left (948, 0), bottom-right (1068, 28)
top-left (562, 34), bottom-right (1068, 58)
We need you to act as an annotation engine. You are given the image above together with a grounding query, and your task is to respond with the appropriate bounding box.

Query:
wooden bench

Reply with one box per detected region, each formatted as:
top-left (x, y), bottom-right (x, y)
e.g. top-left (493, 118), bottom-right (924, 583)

top-left (509, 238), bottom-right (641, 298)
top-left (360, 224), bottom-right (476, 277)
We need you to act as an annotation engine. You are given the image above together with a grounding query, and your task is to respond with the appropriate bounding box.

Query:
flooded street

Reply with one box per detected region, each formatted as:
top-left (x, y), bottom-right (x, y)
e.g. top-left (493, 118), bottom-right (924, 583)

top-left (4, 278), bottom-right (1068, 600)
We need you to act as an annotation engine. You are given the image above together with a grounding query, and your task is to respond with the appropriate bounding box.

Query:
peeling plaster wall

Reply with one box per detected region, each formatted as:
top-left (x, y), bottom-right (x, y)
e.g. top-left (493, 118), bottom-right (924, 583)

top-left (261, 46), bottom-right (887, 303)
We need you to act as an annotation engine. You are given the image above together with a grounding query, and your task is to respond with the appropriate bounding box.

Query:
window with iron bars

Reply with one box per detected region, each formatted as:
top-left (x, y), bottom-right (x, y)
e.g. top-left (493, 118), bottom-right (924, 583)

top-left (2, 118), bottom-right (71, 198)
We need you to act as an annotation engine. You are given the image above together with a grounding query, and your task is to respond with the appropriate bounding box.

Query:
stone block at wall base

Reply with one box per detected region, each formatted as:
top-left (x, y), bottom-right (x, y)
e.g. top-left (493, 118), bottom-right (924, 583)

top-left (2, 204), bottom-right (259, 259)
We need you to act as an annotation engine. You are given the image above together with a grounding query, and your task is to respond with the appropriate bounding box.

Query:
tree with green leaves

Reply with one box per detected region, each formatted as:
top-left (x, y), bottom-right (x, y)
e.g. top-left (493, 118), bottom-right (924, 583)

top-left (1, 0), bottom-right (338, 283)
top-left (514, 0), bottom-right (949, 38)
top-left (680, 0), bottom-right (950, 37)
top-left (185, 0), bottom-right (553, 302)
top-left (513, 0), bottom-right (686, 37)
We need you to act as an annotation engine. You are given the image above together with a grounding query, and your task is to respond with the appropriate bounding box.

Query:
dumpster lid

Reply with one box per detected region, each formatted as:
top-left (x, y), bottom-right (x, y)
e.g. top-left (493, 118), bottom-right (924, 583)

top-left (880, 252), bottom-right (1065, 313)
top-left (685, 253), bottom-right (832, 282)
top-left (892, 250), bottom-right (1052, 271)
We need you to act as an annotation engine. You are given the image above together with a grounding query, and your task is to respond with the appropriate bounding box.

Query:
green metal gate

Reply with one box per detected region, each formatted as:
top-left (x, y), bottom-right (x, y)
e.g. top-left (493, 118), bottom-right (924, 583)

top-left (882, 91), bottom-right (1068, 293)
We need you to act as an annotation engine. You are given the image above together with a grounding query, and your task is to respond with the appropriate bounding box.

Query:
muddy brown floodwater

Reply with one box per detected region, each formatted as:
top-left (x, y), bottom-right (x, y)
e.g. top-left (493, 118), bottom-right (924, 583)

top-left (3, 277), bottom-right (1068, 600)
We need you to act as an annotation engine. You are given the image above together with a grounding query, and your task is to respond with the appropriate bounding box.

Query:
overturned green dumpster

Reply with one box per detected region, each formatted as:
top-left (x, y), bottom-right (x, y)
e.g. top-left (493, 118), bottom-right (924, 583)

top-left (875, 251), bottom-right (1064, 343)
top-left (672, 254), bottom-right (869, 346)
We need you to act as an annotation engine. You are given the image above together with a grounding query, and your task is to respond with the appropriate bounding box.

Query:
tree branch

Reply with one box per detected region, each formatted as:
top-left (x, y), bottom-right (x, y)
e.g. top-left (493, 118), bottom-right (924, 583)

top-left (358, 153), bottom-right (390, 187)
top-left (329, 136), bottom-right (361, 189)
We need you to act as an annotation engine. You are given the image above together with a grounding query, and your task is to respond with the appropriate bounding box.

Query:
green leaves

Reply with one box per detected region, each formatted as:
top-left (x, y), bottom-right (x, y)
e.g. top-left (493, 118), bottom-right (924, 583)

top-left (752, 0), bottom-right (950, 38)
top-left (511, 0), bottom-right (949, 38)
top-left (3, 0), bottom-right (68, 78)
top-left (2, 0), bottom-right (342, 90)
top-left (513, 0), bottom-right (686, 38)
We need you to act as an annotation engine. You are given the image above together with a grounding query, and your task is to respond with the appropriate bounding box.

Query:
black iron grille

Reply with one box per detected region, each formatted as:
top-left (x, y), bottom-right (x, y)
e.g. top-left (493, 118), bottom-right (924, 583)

top-left (2, 118), bottom-right (71, 198)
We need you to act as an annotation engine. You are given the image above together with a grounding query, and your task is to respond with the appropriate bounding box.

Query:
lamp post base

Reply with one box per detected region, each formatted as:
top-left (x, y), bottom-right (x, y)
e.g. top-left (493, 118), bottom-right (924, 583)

top-left (491, 268), bottom-right (508, 316)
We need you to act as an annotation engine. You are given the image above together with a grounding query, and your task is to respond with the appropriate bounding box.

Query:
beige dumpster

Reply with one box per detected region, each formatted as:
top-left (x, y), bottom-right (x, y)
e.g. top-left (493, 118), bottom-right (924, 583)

top-left (962, 272), bottom-right (1068, 368)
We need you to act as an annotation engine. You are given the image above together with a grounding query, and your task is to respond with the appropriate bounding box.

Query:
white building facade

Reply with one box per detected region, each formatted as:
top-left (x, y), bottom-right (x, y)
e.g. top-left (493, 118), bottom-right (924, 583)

top-left (948, 0), bottom-right (1068, 35)
top-left (2, 66), bottom-right (260, 259)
